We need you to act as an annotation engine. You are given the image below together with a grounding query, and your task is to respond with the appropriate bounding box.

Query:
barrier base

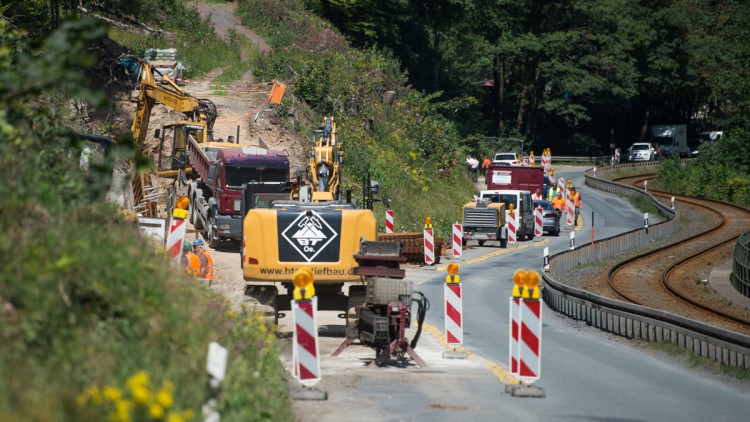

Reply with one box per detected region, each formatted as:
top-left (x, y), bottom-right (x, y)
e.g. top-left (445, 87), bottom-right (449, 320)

top-left (442, 350), bottom-right (468, 359)
top-left (505, 383), bottom-right (545, 398)
top-left (289, 385), bottom-right (328, 401)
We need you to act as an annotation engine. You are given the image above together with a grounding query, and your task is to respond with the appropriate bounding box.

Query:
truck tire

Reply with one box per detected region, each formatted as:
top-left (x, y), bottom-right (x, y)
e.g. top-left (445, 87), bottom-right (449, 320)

top-left (478, 240), bottom-right (486, 246)
top-left (500, 238), bottom-right (508, 248)
top-left (207, 214), bottom-right (220, 248)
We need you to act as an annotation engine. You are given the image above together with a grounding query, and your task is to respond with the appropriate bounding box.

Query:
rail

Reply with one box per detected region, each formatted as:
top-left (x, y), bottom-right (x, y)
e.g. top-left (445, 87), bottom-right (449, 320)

top-left (541, 161), bottom-right (750, 369)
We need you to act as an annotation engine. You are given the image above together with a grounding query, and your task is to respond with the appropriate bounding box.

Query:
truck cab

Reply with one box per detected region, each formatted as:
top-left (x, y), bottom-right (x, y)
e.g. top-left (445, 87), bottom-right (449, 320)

top-left (479, 190), bottom-right (534, 240)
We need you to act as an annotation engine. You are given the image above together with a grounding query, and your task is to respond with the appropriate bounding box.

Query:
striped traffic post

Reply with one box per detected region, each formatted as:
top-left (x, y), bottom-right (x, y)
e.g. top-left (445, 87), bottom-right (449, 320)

top-left (509, 270), bottom-right (524, 376)
top-left (291, 268), bottom-right (321, 387)
top-left (565, 197), bottom-right (575, 227)
top-left (452, 223), bottom-right (463, 258)
top-left (167, 196), bottom-right (189, 265)
top-left (507, 206), bottom-right (518, 245)
top-left (424, 217), bottom-right (435, 265)
top-left (557, 177), bottom-right (565, 199)
top-left (519, 270), bottom-right (542, 384)
top-left (529, 151), bottom-right (535, 166)
top-left (534, 206), bottom-right (543, 240)
top-left (444, 263), bottom-right (463, 345)
top-left (385, 209), bottom-right (394, 233)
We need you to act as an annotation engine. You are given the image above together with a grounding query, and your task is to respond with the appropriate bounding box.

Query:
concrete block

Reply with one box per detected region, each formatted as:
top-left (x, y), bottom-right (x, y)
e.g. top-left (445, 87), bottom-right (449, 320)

top-left (289, 386), bottom-right (328, 401)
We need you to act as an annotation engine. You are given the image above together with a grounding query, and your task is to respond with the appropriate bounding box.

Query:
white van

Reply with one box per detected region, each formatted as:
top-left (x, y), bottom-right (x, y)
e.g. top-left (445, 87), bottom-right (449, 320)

top-left (478, 189), bottom-right (534, 240)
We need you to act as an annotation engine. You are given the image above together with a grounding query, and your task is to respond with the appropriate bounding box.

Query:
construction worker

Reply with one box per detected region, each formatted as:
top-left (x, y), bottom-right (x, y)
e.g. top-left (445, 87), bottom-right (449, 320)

top-left (570, 187), bottom-right (582, 225)
top-left (547, 184), bottom-right (558, 201)
top-left (481, 156), bottom-right (491, 180)
top-left (181, 241), bottom-right (200, 278)
top-left (193, 239), bottom-right (214, 286)
top-left (551, 191), bottom-right (566, 224)
top-left (532, 188), bottom-right (543, 201)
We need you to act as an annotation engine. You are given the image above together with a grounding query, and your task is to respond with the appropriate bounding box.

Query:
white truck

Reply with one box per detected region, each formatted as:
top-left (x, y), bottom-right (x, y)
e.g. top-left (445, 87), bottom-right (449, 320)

top-left (651, 125), bottom-right (688, 158)
top-left (462, 189), bottom-right (534, 247)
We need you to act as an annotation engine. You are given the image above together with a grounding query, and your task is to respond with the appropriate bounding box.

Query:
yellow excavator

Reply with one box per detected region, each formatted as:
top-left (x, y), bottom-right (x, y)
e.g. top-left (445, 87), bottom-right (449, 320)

top-left (291, 116), bottom-right (343, 202)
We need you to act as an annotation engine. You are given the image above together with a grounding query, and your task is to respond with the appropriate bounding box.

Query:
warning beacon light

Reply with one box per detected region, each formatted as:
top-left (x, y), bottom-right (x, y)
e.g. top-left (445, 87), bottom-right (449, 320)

top-left (173, 195), bottom-right (189, 219)
top-left (293, 268), bottom-right (316, 300)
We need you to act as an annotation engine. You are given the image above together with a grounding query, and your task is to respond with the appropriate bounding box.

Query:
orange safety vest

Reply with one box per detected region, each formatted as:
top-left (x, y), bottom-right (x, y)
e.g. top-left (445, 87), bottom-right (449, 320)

top-left (183, 252), bottom-right (200, 278)
top-left (572, 192), bottom-right (582, 208)
top-left (197, 249), bottom-right (214, 281)
top-left (551, 196), bottom-right (566, 211)
top-left (532, 192), bottom-right (543, 200)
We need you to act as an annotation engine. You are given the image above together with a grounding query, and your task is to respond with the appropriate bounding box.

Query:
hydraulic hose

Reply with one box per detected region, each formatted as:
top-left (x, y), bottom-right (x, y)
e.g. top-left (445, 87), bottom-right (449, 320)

top-left (410, 291), bottom-right (430, 349)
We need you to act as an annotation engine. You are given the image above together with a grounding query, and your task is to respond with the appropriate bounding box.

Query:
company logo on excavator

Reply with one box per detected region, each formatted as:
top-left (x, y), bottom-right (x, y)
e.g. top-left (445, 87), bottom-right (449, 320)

top-left (281, 211), bottom-right (338, 262)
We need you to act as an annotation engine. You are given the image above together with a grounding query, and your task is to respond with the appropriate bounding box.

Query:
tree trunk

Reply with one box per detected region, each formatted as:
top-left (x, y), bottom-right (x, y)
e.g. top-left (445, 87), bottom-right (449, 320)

top-left (640, 109), bottom-right (650, 141)
top-left (526, 63), bottom-right (542, 139)
top-left (497, 56), bottom-right (505, 135)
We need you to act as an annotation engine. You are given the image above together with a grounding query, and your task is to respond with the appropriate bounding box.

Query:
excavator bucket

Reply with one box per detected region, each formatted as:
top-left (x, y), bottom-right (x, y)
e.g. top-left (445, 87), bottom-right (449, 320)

top-left (269, 81), bottom-right (286, 105)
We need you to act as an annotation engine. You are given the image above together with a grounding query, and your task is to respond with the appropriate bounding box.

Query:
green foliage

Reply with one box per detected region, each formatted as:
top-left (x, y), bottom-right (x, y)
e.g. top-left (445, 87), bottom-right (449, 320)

top-left (238, 0), bottom-right (473, 238)
top-left (0, 15), bottom-right (291, 422)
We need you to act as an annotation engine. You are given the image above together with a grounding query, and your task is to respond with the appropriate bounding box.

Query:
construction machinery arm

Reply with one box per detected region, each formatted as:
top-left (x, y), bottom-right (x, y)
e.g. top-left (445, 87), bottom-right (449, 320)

top-left (307, 116), bottom-right (343, 201)
top-left (130, 62), bottom-right (217, 146)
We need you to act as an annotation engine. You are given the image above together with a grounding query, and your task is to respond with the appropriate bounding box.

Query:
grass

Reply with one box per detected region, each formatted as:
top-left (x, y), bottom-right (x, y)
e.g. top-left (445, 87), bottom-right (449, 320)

top-left (628, 193), bottom-right (662, 217)
top-left (644, 341), bottom-right (750, 381)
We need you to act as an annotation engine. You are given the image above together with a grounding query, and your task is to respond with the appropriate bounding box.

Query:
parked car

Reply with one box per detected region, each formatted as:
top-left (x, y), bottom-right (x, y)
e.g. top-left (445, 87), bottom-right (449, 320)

top-left (532, 199), bottom-right (560, 236)
top-left (492, 152), bottom-right (521, 166)
top-left (627, 143), bottom-right (656, 162)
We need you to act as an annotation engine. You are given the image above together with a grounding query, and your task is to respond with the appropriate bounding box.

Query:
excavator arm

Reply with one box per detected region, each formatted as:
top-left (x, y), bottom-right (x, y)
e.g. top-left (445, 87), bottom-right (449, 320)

top-left (304, 116), bottom-right (343, 201)
top-left (130, 62), bottom-right (217, 147)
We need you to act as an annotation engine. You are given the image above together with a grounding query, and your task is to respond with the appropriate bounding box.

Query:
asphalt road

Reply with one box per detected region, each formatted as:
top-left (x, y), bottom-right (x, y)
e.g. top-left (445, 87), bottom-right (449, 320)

top-left (281, 166), bottom-right (750, 421)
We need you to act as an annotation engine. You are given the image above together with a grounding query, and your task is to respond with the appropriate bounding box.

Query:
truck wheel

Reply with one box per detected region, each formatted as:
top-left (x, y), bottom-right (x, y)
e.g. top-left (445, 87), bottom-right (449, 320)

top-left (191, 198), bottom-right (204, 230)
top-left (478, 240), bottom-right (485, 246)
top-left (207, 215), bottom-right (220, 248)
top-left (461, 238), bottom-right (467, 247)
top-left (500, 238), bottom-right (508, 248)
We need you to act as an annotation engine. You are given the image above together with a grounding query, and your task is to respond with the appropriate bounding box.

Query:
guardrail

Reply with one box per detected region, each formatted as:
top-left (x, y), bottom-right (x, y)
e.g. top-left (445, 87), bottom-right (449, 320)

top-left (732, 233), bottom-right (750, 297)
top-left (541, 162), bottom-right (750, 369)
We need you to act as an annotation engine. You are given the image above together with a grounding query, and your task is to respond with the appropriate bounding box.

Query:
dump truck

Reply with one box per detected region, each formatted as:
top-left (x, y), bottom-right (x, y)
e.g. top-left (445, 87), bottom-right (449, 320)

top-left (486, 165), bottom-right (545, 192)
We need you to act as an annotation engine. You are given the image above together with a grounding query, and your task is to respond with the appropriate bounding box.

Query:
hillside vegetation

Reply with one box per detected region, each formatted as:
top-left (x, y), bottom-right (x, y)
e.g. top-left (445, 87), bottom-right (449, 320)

top-left (0, 15), bottom-right (290, 422)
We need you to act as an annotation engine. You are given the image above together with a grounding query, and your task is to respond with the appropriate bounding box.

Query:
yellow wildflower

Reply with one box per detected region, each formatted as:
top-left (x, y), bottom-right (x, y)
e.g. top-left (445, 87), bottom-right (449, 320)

top-left (103, 386), bottom-right (122, 401)
top-left (166, 412), bottom-right (185, 422)
top-left (183, 410), bottom-right (195, 420)
top-left (77, 386), bottom-right (102, 406)
top-left (131, 385), bottom-right (151, 405)
top-left (155, 388), bottom-right (173, 409)
top-left (112, 399), bottom-right (132, 422)
top-left (126, 371), bottom-right (149, 392)
top-left (409, 151), bottom-right (417, 161)
top-left (149, 403), bottom-right (165, 419)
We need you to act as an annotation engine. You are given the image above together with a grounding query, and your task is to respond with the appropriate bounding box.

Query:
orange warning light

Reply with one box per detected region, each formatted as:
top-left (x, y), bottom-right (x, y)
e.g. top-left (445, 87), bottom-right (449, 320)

top-left (447, 263), bottom-right (459, 276)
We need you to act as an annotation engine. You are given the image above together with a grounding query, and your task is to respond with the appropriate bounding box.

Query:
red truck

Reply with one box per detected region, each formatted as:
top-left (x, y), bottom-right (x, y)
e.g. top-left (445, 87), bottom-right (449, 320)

top-left (486, 165), bottom-right (546, 193)
top-left (184, 137), bottom-right (291, 247)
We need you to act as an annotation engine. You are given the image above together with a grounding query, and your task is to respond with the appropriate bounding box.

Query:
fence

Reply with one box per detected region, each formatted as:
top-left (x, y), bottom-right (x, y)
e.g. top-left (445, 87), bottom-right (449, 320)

top-left (732, 233), bottom-right (750, 297)
top-left (541, 162), bottom-right (750, 369)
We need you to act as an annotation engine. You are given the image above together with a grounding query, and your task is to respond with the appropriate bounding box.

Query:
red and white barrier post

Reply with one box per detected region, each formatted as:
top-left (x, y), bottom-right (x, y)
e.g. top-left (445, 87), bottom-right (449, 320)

top-left (507, 270), bottom-right (545, 397)
top-left (167, 196), bottom-right (189, 265)
top-left (445, 267), bottom-right (462, 345)
top-left (507, 206), bottom-right (518, 246)
top-left (534, 206), bottom-right (543, 240)
top-left (424, 217), bottom-right (435, 265)
top-left (385, 209), bottom-right (394, 234)
top-left (565, 197), bottom-right (575, 227)
top-left (452, 223), bottom-right (463, 258)
top-left (291, 269), bottom-right (321, 387)
top-left (519, 271), bottom-right (542, 384)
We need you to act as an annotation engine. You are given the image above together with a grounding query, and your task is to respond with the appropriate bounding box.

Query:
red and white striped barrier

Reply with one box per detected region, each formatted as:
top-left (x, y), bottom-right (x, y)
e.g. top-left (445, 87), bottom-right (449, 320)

top-left (566, 198), bottom-right (575, 226)
top-left (509, 270), bottom-right (543, 384)
top-left (445, 282), bottom-right (463, 345)
top-left (292, 296), bottom-right (321, 386)
top-left (529, 153), bottom-right (535, 167)
top-left (385, 209), bottom-right (394, 233)
top-left (424, 225), bottom-right (435, 265)
top-left (507, 211), bottom-right (518, 245)
top-left (534, 206), bottom-right (543, 238)
top-left (557, 177), bottom-right (565, 198)
top-left (519, 298), bottom-right (542, 383)
top-left (167, 218), bottom-right (187, 264)
top-left (509, 296), bottom-right (520, 376)
top-left (452, 223), bottom-right (463, 258)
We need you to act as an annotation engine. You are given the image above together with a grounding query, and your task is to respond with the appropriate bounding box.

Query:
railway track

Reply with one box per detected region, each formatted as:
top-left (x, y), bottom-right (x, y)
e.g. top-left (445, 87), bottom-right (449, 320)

top-left (607, 174), bottom-right (750, 335)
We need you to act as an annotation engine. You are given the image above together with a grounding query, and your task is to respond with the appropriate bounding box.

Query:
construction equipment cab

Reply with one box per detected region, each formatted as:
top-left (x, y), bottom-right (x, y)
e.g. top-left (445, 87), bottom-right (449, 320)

top-left (478, 190), bottom-right (534, 240)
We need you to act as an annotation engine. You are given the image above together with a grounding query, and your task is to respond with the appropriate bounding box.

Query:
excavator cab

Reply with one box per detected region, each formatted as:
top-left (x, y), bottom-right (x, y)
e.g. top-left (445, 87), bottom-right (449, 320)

top-left (155, 121), bottom-right (209, 177)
